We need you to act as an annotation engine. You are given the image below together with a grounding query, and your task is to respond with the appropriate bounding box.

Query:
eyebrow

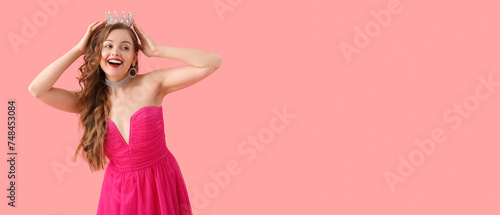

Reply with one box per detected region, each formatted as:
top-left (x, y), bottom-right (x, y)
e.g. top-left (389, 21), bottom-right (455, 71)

top-left (104, 40), bottom-right (131, 44)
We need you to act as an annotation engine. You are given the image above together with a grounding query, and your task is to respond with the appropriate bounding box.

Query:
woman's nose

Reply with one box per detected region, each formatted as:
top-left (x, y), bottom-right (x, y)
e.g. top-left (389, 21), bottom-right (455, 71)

top-left (111, 47), bottom-right (120, 56)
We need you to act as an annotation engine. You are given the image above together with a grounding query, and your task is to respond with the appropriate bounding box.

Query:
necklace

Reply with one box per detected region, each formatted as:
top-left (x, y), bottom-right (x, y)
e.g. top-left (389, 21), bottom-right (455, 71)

top-left (105, 74), bottom-right (131, 87)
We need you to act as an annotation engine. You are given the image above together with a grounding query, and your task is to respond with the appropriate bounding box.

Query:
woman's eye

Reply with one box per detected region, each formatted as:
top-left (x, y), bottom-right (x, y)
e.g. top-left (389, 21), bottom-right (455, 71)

top-left (122, 47), bottom-right (129, 50)
top-left (104, 45), bottom-right (112, 48)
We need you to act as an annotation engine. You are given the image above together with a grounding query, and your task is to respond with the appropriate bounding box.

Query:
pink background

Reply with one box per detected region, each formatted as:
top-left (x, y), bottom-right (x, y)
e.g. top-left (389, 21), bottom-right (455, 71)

top-left (2, 0), bottom-right (500, 214)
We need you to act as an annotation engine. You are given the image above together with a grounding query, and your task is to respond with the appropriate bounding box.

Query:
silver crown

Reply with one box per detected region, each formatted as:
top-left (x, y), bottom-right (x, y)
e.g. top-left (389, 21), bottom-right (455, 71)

top-left (105, 10), bottom-right (134, 26)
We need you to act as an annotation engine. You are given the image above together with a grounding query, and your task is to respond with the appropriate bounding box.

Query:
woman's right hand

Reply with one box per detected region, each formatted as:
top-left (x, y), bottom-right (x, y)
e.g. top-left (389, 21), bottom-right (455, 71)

top-left (74, 20), bottom-right (106, 55)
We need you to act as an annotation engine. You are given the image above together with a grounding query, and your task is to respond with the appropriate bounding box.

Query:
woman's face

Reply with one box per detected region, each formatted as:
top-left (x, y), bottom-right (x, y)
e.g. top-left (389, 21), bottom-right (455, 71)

top-left (100, 29), bottom-right (136, 78)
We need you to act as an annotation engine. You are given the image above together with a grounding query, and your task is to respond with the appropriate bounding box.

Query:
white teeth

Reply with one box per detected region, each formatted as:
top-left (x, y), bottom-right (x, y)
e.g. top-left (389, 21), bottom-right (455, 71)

top-left (108, 59), bottom-right (122, 64)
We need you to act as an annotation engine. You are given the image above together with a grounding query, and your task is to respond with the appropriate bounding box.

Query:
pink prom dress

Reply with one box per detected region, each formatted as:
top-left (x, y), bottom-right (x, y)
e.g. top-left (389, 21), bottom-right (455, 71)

top-left (97, 105), bottom-right (192, 215)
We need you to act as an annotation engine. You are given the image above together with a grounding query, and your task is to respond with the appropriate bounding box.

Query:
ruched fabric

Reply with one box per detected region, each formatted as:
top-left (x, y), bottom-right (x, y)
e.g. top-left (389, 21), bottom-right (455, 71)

top-left (97, 106), bottom-right (192, 215)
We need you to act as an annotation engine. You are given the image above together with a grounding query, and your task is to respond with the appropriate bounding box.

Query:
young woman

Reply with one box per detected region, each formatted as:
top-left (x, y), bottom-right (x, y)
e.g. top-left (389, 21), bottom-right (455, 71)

top-left (28, 15), bottom-right (222, 214)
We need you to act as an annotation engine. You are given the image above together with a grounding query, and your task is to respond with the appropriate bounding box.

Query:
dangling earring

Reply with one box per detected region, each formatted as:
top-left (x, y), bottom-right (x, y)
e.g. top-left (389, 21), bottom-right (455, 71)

top-left (128, 63), bottom-right (137, 78)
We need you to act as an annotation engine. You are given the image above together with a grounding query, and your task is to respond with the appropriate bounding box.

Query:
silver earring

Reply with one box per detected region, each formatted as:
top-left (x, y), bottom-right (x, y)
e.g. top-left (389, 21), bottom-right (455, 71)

top-left (128, 63), bottom-right (137, 78)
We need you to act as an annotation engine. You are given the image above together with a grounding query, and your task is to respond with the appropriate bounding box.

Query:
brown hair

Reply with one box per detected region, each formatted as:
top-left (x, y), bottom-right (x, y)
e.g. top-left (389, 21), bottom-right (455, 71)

top-left (72, 23), bottom-right (140, 172)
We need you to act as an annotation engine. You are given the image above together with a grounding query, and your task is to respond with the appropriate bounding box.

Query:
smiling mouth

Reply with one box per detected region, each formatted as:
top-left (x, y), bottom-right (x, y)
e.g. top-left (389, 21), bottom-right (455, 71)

top-left (107, 59), bottom-right (123, 67)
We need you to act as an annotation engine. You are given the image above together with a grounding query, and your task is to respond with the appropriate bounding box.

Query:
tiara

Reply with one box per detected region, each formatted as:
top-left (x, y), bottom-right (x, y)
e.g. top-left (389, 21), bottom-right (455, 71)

top-left (105, 10), bottom-right (134, 26)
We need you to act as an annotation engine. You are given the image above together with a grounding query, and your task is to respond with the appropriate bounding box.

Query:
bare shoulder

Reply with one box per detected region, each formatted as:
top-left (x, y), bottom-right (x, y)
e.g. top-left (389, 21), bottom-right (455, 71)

top-left (70, 89), bottom-right (82, 94)
top-left (136, 72), bottom-right (164, 101)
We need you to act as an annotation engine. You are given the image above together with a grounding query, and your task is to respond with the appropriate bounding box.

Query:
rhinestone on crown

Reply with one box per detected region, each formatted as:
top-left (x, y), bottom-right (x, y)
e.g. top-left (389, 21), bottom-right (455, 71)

top-left (105, 10), bottom-right (134, 26)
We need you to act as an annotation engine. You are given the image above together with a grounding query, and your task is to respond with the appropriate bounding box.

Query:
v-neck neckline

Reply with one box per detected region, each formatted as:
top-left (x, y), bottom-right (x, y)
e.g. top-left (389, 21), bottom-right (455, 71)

top-left (107, 105), bottom-right (162, 147)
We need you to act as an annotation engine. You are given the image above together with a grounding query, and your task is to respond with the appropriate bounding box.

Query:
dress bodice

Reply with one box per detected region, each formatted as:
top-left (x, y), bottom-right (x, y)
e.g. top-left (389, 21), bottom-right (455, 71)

top-left (104, 105), bottom-right (169, 172)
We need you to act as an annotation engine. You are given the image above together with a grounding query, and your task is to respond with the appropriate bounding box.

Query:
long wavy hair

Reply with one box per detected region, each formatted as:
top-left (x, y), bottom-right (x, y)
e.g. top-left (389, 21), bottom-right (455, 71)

top-left (72, 23), bottom-right (140, 172)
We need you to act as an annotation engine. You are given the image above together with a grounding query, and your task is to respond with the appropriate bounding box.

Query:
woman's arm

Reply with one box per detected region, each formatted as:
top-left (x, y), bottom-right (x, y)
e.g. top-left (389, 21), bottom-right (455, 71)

top-left (152, 46), bottom-right (222, 96)
top-left (28, 21), bottom-right (105, 113)
top-left (152, 45), bottom-right (222, 69)
top-left (28, 46), bottom-right (83, 97)
top-left (132, 20), bottom-right (222, 95)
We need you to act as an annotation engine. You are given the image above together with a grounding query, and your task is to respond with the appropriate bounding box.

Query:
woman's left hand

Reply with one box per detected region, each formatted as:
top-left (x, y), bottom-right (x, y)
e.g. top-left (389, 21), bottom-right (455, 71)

top-left (132, 19), bottom-right (158, 58)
